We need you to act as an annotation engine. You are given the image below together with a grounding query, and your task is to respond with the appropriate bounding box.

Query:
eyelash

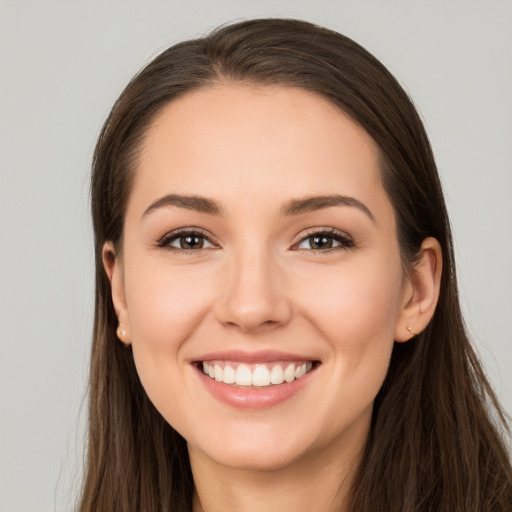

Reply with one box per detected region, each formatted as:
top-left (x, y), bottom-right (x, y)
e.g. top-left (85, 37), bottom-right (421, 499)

top-left (156, 227), bottom-right (354, 253)
top-left (293, 228), bottom-right (354, 252)
top-left (156, 228), bottom-right (217, 252)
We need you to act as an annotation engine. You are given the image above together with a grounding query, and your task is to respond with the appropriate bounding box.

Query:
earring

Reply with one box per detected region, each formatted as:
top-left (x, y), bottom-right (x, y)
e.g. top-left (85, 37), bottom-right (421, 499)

top-left (116, 324), bottom-right (127, 341)
top-left (406, 326), bottom-right (417, 336)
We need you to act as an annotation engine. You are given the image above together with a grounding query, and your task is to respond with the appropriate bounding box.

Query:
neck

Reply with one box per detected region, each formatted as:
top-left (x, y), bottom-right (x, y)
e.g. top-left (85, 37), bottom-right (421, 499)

top-left (189, 416), bottom-right (369, 512)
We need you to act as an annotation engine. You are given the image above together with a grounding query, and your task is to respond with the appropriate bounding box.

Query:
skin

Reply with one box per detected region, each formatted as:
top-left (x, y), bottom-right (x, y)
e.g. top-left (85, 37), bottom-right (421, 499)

top-left (104, 84), bottom-right (442, 512)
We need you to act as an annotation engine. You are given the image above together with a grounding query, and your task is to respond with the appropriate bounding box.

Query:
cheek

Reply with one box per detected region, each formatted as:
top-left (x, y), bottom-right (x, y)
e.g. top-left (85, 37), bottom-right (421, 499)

top-left (299, 258), bottom-right (404, 340)
top-left (123, 260), bottom-right (216, 397)
top-left (297, 258), bottom-right (404, 401)
top-left (126, 261), bottom-right (214, 344)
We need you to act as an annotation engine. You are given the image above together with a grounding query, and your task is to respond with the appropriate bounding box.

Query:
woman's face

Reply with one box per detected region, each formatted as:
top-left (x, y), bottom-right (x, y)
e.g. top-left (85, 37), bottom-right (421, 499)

top-left (107, 84), bottom-right (414, 471)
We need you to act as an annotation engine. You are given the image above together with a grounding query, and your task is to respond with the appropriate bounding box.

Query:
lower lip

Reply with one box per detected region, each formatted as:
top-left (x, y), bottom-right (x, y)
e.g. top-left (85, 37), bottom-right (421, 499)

top-left (194, 364), bottom-right (316, 409)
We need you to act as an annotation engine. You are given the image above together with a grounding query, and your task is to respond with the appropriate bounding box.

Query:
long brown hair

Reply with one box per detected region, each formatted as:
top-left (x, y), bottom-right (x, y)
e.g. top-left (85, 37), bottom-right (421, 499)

top-left (81, 18), bottom-right (512, 511)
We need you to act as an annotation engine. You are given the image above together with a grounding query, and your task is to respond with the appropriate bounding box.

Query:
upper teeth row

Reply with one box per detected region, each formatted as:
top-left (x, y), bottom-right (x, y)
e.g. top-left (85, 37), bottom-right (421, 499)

top-left (202, 361), bottom-right (313, 387)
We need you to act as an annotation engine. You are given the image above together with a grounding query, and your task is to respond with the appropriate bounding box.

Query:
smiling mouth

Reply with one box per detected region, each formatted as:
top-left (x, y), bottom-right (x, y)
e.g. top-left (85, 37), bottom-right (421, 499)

top-left (198, 360), bottom-right (319, 387)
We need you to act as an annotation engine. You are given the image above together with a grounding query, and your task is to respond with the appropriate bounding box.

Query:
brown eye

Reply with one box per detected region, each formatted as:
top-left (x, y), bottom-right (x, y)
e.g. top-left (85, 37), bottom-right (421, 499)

top-left (179, 234), bottom-right (205, 249)
top-left (159, 230), bottom-right (216, 251)
top-left (295, 230), bottom-right (354, 251)
top-left (309, 235), bottom-right (333, 249)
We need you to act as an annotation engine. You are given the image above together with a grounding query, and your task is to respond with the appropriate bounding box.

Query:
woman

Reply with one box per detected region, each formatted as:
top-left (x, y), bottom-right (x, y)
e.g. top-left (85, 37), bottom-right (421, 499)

top-left (80, 18), bottom-right (512, 512)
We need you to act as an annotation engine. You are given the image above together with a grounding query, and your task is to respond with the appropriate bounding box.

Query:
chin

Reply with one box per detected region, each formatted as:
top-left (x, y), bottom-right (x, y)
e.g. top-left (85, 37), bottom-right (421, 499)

top-left (204, 448), bottom-right (302, 472)
top-left (188, 429), bottom-right (312, 472)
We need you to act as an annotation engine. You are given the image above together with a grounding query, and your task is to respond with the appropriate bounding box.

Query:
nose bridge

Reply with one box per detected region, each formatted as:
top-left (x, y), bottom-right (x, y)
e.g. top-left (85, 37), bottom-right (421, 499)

top-left (217, 239), bottom-right (290, 332)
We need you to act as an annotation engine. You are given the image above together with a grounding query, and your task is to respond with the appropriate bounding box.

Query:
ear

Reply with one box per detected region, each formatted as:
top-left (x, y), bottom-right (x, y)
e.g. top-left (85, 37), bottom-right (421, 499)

top-left (395, 237), bottom-right (442, 342)
top-left (102, 241), bottom-right (132, 345)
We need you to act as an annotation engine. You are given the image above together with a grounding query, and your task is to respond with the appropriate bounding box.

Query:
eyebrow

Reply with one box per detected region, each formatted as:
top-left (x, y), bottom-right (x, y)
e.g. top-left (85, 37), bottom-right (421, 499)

top-left (142, 193), bottom-right (374, 222)
top-left (143, 194), bottom-right (224, 218)
top-left (280, 194), bottom-right (375, 222)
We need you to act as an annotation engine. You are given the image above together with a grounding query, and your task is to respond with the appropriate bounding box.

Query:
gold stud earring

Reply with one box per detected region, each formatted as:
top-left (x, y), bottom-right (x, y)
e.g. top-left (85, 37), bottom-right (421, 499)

top-left (406, 326), bottom-right (417, 336)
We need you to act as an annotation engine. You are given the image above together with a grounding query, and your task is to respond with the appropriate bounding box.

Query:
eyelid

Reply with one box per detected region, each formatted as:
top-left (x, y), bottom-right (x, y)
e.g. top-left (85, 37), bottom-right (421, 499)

top-left (156, 227), bottom-right (220, 251)
top-left (155, 226), bottom-right (354, 252)
top-left (291, 227), bottom-right (354, 251)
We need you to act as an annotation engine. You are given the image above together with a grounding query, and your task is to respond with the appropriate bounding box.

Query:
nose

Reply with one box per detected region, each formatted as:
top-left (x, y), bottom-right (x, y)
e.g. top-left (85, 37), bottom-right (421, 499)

top-left (215, 246), bottom-right (292, 333)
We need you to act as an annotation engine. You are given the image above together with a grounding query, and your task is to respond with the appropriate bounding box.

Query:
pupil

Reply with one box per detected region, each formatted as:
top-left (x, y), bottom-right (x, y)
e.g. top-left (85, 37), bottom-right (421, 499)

top-left (312, 236), bottom-right (332, 249)
top-left (181, 235), bottom-right (203, 249)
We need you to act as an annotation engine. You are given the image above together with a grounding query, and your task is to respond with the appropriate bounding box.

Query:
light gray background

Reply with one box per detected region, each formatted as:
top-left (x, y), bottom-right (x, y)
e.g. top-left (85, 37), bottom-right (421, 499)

top-left (1, 1), bottom-right (511, 511)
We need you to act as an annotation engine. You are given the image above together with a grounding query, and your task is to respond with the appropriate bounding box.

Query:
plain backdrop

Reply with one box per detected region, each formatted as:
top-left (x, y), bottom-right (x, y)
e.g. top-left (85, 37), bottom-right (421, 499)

top-left (1, 1), bottom-right (511, 511)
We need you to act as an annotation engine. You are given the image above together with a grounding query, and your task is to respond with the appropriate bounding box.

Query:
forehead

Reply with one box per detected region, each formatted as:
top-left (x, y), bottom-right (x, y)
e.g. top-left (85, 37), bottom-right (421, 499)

top-left (129, 83), bottom-right (389, 220)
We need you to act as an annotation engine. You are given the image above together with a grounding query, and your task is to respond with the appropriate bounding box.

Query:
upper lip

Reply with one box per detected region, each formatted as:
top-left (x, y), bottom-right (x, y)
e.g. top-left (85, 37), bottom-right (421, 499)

top-left (192, 349), bottom-right (319, 364)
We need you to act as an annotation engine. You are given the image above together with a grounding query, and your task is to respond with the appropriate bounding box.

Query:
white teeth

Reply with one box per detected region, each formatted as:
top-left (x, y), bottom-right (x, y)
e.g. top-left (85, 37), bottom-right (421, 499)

top-left (294, 363), bottom-right (307, 379)
top-left (235, 364), bottom-right (253, 386)
top-left (252, 366), bottom-right (271, 387)
top-left (214, 364), bottom-right (223, 382)
top-left (201, 360), bottom-right (315, 387)
top-left (223, 365), bottom-right (236, 384)
top-left (270, 365), bottom-right (284, 385)
top-left (284, 364), bottom-right (295, 383)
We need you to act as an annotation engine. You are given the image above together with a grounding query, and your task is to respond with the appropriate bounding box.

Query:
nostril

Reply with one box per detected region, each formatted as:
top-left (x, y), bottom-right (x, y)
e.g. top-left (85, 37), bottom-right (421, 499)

top-left (224, 317), bottom-right (284, 334)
